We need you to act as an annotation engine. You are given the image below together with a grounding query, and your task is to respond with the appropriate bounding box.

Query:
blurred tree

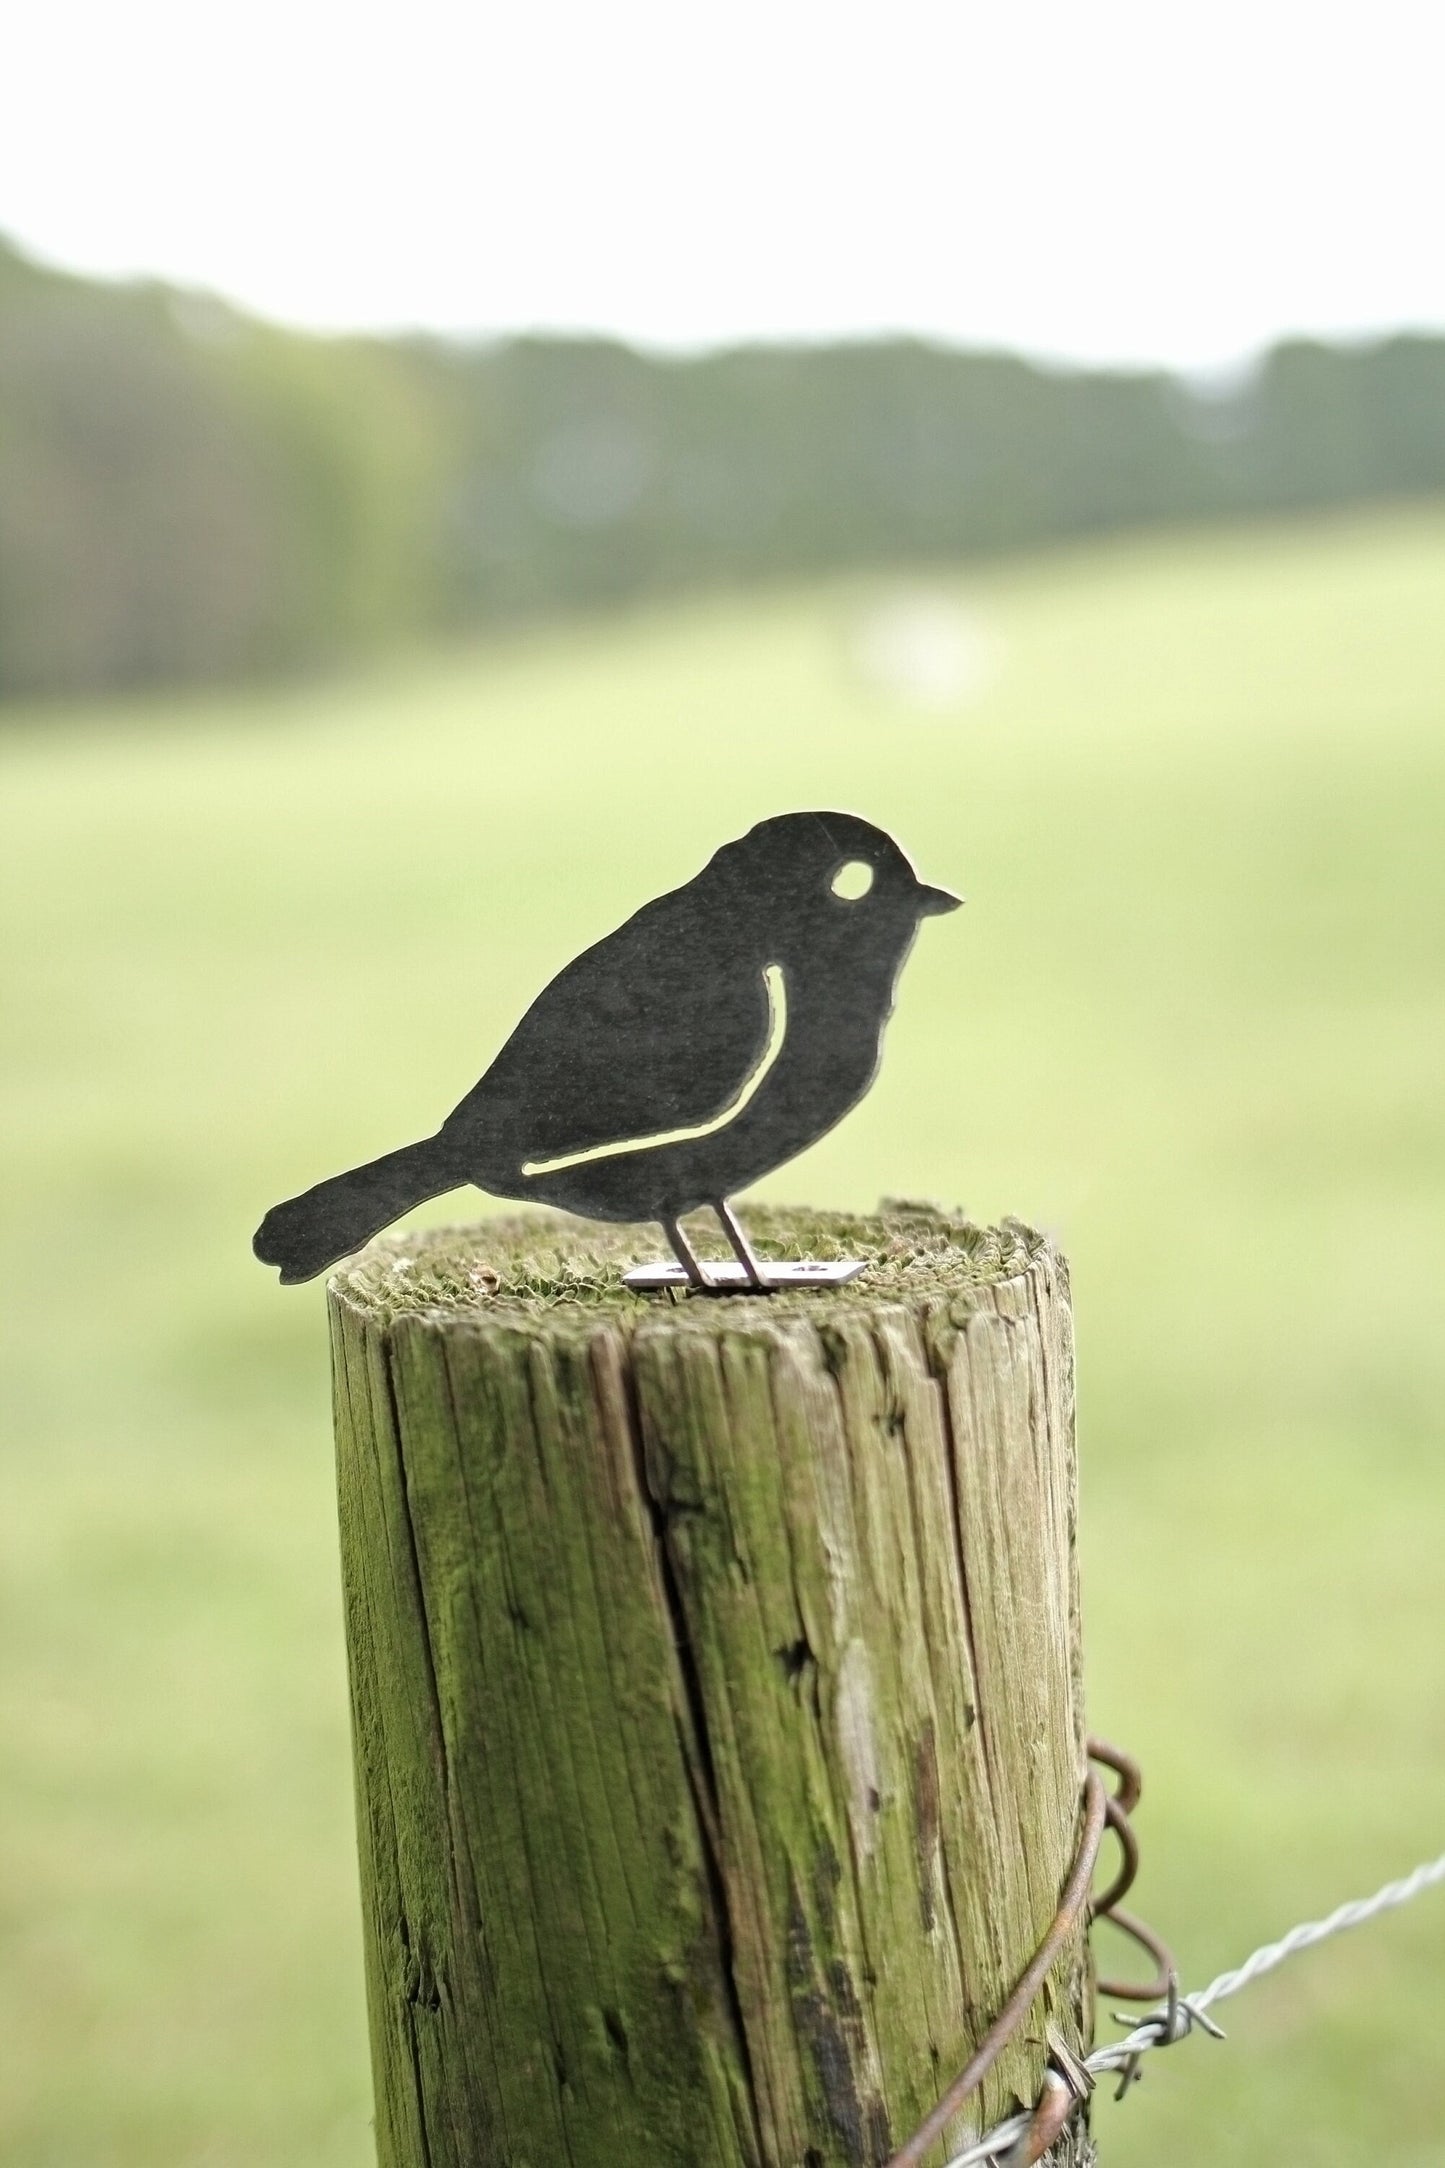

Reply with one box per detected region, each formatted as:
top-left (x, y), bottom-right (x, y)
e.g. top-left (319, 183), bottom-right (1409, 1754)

top-left (1, 233), bottom-right (1442, 703)
top-left (0, 242), bottom-right (443, 697)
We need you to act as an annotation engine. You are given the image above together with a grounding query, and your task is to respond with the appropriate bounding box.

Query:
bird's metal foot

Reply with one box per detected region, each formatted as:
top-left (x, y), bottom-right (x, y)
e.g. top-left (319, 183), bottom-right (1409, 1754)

top-left (624, 1206), bottom-right (867, 1295)
top-left (661, 1215), bottom-right (711, 1288)
top-left (713, 1199), bottom-right (767, 1286)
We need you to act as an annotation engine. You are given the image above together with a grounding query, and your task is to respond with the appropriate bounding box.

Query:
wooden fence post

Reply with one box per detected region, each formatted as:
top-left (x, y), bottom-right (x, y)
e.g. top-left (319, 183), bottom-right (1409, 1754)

top-left (328, 1205), bottom-right (1092, 2168)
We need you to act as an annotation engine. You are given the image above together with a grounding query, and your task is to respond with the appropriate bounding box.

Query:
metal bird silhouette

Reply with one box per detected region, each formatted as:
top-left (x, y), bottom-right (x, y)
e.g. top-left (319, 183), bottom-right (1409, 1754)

top-left (253, 810), bottom-right (960, 1291)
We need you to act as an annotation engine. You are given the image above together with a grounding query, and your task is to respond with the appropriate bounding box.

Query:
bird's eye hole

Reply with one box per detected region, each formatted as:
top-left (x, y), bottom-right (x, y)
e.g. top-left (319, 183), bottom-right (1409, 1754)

top-left (830, 860), bottom-right (874, 901)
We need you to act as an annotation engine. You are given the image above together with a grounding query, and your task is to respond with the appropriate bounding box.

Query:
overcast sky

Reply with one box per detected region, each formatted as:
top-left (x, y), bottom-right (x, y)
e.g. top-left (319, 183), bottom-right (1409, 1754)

top-left (3, 0), bottom-right (1441, 370)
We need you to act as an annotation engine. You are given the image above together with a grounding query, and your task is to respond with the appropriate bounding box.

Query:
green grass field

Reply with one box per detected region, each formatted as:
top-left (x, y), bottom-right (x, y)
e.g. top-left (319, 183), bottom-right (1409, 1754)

top-left (3, 506), bottom-right (1443, 2167)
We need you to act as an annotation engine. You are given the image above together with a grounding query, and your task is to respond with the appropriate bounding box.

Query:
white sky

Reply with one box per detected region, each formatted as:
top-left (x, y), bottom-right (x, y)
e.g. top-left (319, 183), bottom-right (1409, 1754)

top-left (2, 0), bottom-right (1441, 370)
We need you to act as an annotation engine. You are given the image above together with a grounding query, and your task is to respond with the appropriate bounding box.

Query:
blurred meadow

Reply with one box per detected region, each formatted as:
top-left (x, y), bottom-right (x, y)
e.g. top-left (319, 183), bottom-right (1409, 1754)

top-left (3, 500), bottom-right (1445, 2167)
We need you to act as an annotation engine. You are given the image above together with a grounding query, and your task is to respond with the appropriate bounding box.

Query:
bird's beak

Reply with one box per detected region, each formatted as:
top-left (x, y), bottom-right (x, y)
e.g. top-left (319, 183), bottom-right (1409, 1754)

top-left (915, 882), bottom-right (963, 916)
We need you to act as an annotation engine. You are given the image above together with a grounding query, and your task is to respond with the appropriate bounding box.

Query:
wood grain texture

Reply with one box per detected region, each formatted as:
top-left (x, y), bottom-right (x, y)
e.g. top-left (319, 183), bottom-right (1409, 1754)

top-left (328, 1206), bottom-right (1092, 2168)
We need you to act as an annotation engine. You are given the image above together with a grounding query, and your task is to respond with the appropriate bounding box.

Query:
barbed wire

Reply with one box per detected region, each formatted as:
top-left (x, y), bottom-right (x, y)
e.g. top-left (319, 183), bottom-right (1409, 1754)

top-left (938, 1845), bottom-right (1445, 2168)
top-left (1173, 1848), bottom-right (1445, 2015)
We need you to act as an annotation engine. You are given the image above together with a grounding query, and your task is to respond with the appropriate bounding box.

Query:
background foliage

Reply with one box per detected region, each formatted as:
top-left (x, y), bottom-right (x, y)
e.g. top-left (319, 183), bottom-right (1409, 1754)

top-left (4, 231), bottom-right (1445, 698)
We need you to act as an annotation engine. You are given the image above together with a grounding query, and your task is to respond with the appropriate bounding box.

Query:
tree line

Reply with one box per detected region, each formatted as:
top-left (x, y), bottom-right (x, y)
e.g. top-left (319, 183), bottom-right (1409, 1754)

top-left (2, 232), bottom-right (1442, 701)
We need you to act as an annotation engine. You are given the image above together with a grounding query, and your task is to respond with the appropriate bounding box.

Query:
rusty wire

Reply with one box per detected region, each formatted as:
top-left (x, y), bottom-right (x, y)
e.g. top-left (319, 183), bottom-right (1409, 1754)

top-left (1086, 1738), bottom-right (1177, 2004)
top-left (884, 1734), bottom-right (1172, 2168)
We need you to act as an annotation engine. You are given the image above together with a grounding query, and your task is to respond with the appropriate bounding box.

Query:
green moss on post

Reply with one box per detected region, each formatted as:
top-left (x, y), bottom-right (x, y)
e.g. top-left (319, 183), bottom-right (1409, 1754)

top-left (329, 1206), bottom-right (1092, 2168)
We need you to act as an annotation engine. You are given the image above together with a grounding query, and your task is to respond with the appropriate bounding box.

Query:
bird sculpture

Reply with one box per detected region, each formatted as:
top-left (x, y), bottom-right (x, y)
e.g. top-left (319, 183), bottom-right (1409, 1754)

top-left (253, 810), bottom-right (960, 1291)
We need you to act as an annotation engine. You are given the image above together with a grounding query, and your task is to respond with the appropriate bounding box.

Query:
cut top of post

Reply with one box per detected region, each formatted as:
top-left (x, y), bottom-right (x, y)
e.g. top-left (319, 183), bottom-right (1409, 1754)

top-left (328, 1201), bottom-right (1057, 1329)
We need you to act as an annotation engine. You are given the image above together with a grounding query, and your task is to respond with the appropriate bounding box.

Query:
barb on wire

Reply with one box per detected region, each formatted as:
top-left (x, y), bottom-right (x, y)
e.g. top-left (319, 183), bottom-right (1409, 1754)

top-left (1103, 1969), bottom-right (1225, 2104)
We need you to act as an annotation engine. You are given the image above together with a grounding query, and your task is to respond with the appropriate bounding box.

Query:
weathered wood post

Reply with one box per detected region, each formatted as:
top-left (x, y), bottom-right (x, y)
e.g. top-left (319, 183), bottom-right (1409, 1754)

top-left (329, 1204), bottom-right (1091, 2168)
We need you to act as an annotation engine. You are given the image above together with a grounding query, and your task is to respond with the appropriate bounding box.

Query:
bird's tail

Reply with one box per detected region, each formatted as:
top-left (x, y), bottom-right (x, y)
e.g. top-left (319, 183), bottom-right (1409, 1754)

top-left (252, 1136), bottom-right (461, 1284)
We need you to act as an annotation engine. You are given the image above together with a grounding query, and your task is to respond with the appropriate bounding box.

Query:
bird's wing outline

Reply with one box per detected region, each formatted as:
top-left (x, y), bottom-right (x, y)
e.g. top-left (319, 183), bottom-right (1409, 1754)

top-left (520, 964), bottom-right (785, 1175)
top-left (444, 885), bottom-right (776, 1166)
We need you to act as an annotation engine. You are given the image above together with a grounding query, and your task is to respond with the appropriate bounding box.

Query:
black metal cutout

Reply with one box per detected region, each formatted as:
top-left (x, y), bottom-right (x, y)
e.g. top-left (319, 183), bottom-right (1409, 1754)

top-left (252, 810), bottom-right (960, 1291)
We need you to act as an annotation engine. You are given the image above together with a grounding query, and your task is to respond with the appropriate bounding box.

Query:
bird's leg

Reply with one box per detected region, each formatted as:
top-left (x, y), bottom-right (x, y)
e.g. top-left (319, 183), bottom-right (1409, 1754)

top-left (662, 1215), bottom-right (711, 1289)
top-left (713, 1199), bottom-right (769, 1289)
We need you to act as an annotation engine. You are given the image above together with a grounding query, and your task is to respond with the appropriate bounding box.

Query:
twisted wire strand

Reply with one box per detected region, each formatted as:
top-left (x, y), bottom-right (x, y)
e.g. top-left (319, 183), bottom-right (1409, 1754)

top-left (938, 1845), bottom-right (1445, 2168)
top-left (1185, 1849), bottom-right (1445, 2015)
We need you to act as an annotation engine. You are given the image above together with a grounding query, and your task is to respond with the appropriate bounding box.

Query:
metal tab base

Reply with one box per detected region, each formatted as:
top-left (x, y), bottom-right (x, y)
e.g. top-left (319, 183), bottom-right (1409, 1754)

top-left (624, 1258), bottom-right (867, 1294)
